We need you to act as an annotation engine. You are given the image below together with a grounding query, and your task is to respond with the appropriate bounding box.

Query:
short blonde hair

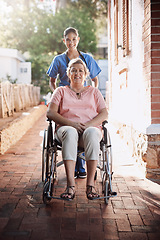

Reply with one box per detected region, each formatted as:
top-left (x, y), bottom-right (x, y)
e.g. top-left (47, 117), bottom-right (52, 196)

top-left (66, 58), bottom-right (90, 78)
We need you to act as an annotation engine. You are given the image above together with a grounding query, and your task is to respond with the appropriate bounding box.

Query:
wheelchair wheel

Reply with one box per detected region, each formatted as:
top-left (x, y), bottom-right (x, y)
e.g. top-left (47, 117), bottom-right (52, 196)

top-left (43, 149), bottom-right (57, 204)
top-left (42, 129), bottom-right (47, 182)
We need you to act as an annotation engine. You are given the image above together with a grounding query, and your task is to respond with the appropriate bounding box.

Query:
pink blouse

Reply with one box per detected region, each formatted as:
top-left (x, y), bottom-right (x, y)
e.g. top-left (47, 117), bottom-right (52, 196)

top-left (50, 86), bottom-right (106, 128)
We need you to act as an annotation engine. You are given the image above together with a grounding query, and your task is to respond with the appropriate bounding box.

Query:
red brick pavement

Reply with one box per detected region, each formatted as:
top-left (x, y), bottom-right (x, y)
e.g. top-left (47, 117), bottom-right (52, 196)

top-left (0, 113), bottom-right (160, 240)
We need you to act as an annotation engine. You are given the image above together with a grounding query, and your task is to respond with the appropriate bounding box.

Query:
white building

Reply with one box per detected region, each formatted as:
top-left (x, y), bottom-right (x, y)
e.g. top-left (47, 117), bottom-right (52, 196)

top-left (0, 48), bottom-right (31, 84)
top-left (97, 59), bottom-right (108, 99)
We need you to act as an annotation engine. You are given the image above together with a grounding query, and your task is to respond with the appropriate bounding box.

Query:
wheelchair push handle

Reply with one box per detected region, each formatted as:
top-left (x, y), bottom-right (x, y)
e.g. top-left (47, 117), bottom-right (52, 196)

top-left (47, 118), bottom-right (54, 128)
top-left (47, 118), bottom-right (52, 122)
top-left (102, 120), bottom-right (108, 128)
top-left (102, 120), bottom-right (108, 144)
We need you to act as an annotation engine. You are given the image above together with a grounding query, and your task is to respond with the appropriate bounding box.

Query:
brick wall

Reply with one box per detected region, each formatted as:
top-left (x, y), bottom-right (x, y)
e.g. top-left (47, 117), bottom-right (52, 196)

top-left (108, 0), bottom-right (160, 179)
top-left (143, 0), bottom-right (160, 124)
top-left (151, 1), bottom-right (160, 124)
top-left (142, 0), bottom-right (160, 179)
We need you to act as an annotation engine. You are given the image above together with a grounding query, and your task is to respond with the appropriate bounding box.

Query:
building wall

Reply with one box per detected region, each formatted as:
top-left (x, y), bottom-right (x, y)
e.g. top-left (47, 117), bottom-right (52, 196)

top-left (0, 48), bottom-right (31, 84)
top-left (143, 0), bottom-right (160, 126)
top-left (108, 0), bottom-right (147, 132)
top-left (0, 56), bottom-right (19, 80)
top-left (150, 1), bottom-right (160, 124)
top-left (142, 0), bottom-right (160, 179)
top-left (17, 62), bottom-right (31, 84)
top-left (108, 0), bottom-right (160, 179)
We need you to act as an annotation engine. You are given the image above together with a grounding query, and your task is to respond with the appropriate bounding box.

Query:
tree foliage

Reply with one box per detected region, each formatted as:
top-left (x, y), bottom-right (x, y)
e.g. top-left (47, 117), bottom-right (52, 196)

top-left (0, 1), bottom-right (97, 54)
top-left (68, 0), bottom-right (108, 19)
top-left (0, 0), bottom-right (107, 94)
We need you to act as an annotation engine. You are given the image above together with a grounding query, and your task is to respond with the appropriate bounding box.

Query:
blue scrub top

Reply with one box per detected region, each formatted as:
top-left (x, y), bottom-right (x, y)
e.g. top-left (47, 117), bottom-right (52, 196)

top-left (46, 51), bottom-right (101, 87)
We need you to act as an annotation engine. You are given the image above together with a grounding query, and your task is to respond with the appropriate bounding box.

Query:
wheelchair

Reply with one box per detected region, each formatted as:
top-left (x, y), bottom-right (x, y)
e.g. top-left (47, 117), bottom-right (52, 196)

top-left (42, 119), bottom-right (117, 205)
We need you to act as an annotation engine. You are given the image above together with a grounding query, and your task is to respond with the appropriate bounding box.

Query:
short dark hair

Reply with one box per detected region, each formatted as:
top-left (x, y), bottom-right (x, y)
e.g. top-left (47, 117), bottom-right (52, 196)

top-left (63, 27), bottom-right (79, 38)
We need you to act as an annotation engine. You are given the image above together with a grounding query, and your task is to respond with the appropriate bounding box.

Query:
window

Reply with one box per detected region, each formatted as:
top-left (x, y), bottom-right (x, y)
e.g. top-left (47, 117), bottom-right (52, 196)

top-left (122, 0), bottom-right (129, 56)
top-left (114, 0), bottom-right (119, 64)
top-left (20, 68), bottom-right (28, 73)
top-left (114, 0), bottom-right (131, 62)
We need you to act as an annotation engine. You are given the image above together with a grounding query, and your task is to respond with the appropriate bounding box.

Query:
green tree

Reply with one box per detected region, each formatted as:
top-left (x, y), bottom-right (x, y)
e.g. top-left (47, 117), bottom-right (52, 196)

top-left (66, 0), bottom-right (108, 19)
top-left (0, 2), bottom-right (97, 54)
top-left (0, 1), bottom-right (98, 94)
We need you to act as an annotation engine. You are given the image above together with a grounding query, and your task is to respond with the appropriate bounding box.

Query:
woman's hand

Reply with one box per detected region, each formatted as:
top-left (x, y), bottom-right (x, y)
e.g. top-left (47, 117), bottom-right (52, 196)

top-left (71, 122), bottom-right (86, 134)
top-left (47, 103), bottom-right (88, 133)
top-left (71, 122), bottom-right (95, 134)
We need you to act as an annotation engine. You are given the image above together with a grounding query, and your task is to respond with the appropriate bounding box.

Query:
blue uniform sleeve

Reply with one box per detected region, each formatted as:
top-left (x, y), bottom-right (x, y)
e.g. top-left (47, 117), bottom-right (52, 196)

top-left (82, 53), bottom-right (101, 79)
top-left (46, 56), bottom-right (59, 78)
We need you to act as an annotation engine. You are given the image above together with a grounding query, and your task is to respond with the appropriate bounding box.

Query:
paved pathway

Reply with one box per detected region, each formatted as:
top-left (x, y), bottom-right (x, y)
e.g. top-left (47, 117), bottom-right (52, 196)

top-left (0, 114), bottom-right (160, 240)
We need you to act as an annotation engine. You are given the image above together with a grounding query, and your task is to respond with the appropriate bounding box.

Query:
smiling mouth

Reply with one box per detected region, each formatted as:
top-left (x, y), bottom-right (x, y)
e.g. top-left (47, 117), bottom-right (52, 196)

top-left (74, 78), bottom-right (81, 81)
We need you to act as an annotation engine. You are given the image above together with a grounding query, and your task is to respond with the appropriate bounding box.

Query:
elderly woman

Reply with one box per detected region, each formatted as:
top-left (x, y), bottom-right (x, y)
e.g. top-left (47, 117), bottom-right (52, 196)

top-left (47, 58), bottom-right (108, 200)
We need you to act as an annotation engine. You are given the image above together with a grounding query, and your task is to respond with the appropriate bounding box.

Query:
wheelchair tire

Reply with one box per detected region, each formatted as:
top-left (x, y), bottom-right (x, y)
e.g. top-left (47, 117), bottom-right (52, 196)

top-left (102, 165), bottom-right (111, 205)
top-left (45, 124), bottom-right (53, 181)
top-left (104, 180), bottom-right (109, 205)
top-left (42, 129), bottom-right (47, 182)
top-left (102, 171), bottom-right (107, 194)
top-left (100, 130), bottom-right (113, 182)
top-left (99, 152), bottom-right (104, 180)
top-left (43, 181), bottom-right (52, 204)
top-left (106, 132), bottom-right (113, 178)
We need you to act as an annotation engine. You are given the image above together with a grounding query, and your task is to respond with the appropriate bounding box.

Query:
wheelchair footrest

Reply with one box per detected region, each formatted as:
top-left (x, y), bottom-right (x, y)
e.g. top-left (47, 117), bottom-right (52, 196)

top-left (111, 191), bottom-right (117, 196)
top-left (94, 191), bottom-right (117, 200)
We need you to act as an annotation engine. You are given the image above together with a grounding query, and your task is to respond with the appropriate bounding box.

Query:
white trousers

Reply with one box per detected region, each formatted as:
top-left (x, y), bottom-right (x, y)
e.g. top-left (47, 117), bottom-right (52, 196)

top-left (56, 126), bottom-right (102, 161)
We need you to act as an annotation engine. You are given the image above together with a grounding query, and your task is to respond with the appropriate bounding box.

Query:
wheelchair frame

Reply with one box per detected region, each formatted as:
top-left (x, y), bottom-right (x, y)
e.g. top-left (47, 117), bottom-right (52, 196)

top-left (42, 119), bottom-right (117, 205)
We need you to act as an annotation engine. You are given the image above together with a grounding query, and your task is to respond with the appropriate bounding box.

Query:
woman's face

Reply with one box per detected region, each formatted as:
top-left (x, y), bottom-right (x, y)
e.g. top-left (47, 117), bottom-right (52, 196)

top-left (69, 63), bottom-right (86, 85)
top-left (63, 32), bottom-right (80, 50)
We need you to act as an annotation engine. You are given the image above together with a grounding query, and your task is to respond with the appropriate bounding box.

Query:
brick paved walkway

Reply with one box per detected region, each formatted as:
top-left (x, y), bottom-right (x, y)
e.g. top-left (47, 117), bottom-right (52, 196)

top-left (0, 113), bottom-right (160, 240)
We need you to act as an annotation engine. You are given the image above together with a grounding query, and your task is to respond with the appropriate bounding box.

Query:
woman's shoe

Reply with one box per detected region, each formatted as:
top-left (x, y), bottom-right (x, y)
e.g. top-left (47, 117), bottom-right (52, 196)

top-left (60, 186), bottom-right (75, 200)
top-left (86, 185), bottom-right (99, 200)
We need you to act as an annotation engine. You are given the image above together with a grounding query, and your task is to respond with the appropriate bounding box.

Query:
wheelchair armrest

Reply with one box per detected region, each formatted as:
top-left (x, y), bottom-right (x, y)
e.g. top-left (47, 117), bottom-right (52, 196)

top-left (47, 118), bottom-right (52, 122)
top-left (102, 120), bottom-right (108, 127)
